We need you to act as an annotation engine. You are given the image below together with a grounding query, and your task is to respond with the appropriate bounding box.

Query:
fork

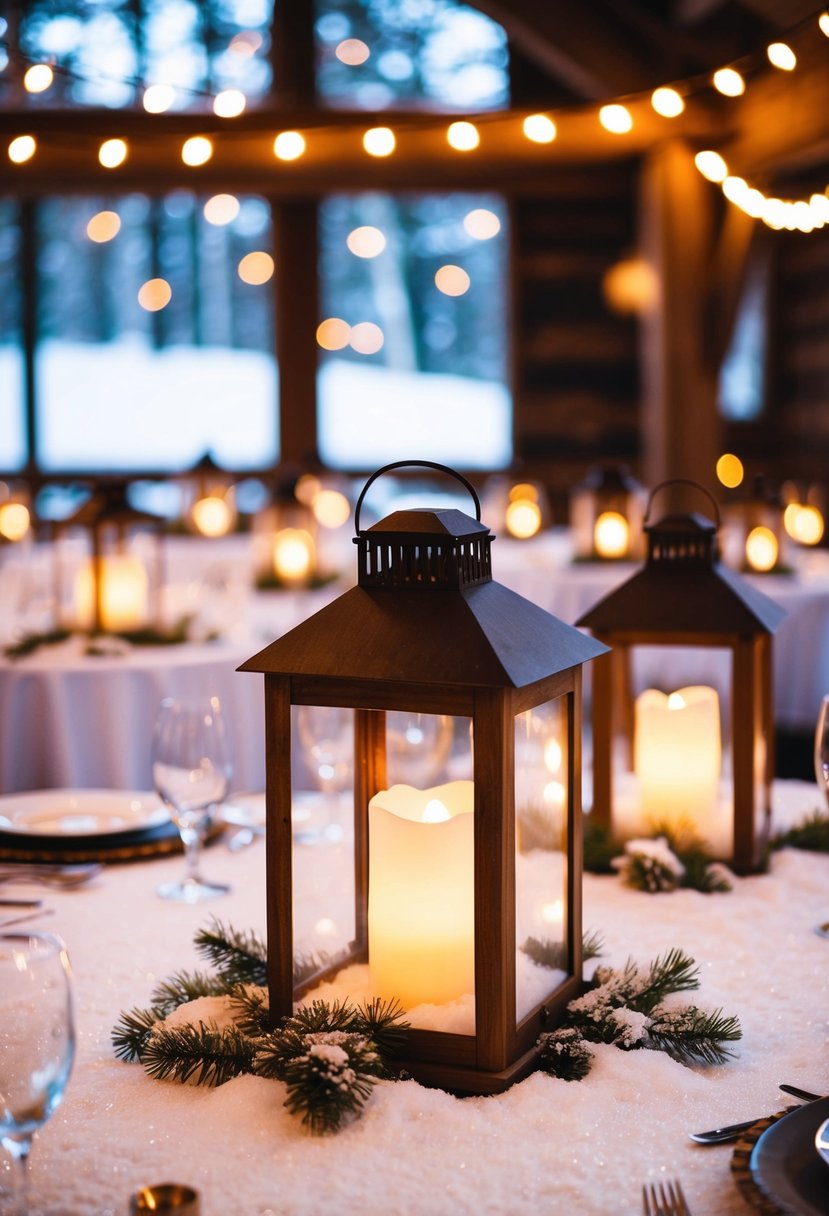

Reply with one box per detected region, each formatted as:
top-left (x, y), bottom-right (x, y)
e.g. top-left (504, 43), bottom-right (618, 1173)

top-left (642, 1179), bottom-right (692, 1216)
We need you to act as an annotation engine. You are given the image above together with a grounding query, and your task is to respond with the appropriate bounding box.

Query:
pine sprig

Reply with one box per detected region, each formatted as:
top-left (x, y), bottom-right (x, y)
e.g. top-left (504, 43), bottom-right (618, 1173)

top-left (521, 929), bottom-right (606, 971)
top-left (140, 1023), bottom-right (257, 1086)
top-left (281, 1033), bottom-right (380, 1135)
top-left (111, 1006), bottom-right (162, 1063)
top-left (352, 997), bottom-right (409, 1064)
top-left (647, 1006), bottom-right (742, 1065)
top-left (631, 948), bottom-right (700, 1013)
top-left (773, 811), bottom-right (829, 854)
top-left (227, 986), bottom-right (272, 1038)
top-left (151, 970), bottom-right (231, 1017)
top-left (194, 919), bottom-right (268, 986)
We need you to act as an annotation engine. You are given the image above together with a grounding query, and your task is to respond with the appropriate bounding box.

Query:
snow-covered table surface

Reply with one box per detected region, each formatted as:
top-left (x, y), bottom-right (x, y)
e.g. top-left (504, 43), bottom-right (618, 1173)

top-left (5, 780), bottom-right (829, 1216)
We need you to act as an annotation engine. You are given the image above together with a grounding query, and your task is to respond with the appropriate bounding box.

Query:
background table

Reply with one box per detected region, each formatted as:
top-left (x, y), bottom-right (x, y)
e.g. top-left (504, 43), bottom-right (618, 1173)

top-left (4, 779), bottom-right (827, 1216)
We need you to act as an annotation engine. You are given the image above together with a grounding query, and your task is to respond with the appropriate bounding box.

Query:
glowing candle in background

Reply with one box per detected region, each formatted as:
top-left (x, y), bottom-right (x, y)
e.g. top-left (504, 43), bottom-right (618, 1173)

top-left (634, 686), bottom-right (721, 825)
top-left (593, 511), bottom-right (630, 558)
top-left (74, 554), bottom-right (149, 632)
top-left (272, 528), bottom-right (315, 586)
top-left (368, 780), bottom-right (474, 1010)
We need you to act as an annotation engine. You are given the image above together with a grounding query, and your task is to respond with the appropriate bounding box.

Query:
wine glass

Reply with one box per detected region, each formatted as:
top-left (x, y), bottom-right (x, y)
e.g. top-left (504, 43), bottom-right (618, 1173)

top-left (152, 694), bottom-right (233, 902)
top-left (815, 694), bottom-right (829, 939)
top-left (0, 932), bottom-right (75, 1216)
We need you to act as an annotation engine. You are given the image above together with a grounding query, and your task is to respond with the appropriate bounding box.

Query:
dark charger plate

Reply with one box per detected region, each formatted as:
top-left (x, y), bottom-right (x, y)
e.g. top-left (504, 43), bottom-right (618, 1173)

top-left (732, 1099), bottom-right (829, 1215)
top-left (0, 817), bottom-right (224, 864)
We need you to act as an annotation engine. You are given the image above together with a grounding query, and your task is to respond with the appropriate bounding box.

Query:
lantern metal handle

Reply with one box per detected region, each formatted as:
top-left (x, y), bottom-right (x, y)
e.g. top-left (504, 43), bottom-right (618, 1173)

top-left (644, 479), bottom-right (721, 529)
top-left (353, 461), bottom-right (482, 534)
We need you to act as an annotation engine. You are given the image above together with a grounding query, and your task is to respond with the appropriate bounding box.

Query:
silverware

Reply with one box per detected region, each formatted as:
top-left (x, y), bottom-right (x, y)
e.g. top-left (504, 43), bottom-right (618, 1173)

top-left (642, 1178), bottom-right (691, 1216)
top-left (0, 907), bottom-right (55, 930)
top-left (0, 863), bottom-right (102, 888)
top-left (0, 897), bottom-right (43, 908)
top-left (690, 1085), bottom-right (822, 1145)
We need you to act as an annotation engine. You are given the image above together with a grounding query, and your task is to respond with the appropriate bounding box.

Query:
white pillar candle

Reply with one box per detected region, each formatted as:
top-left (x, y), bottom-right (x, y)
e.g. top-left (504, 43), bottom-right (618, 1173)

top-left (594, 511), bottom-right (630, 558)
top-left (74, 555), bottom-right (149, 632)
top-left (272, 528), bottom-right (315, 585)
top-left (634, 685), bottom-right (721, 824)
top-left (368, 780), bottom-right (474, 1010)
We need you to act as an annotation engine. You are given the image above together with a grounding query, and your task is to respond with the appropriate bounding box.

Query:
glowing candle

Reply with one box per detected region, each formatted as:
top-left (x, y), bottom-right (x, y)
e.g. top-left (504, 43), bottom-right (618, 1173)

top-left (74, 555), bottom-right (149, 632)
top-left (272, 528), bottom-right (315, 585)
top-left (368, 780), bottom-right (474, 1009)
top-left (594, 511), bottom-right (630, 558)
top-left (634, 686), bottom-right (721, 824)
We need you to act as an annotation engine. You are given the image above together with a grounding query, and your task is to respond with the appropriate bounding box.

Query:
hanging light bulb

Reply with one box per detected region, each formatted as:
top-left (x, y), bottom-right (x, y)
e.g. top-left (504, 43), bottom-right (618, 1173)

top-left (695, 150), bottom-right (728, 182)
top-left (767, 42), bottom-right (796, 71)
top-left (599, 104), bottom-right (632, 134)
top-left (713, 67), bottom-right (745, 97)
top-left (651, 87), bottom-right (684, 118)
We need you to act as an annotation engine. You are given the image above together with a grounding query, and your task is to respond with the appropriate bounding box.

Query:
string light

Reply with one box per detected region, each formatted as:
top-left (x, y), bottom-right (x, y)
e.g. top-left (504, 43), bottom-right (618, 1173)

top-left (23, 63), bottom-right (53, 93)
top-left (522, 113), bottom-right (556, 143)
top-left (651, 87), bottom-right (684, 117)
top-left (181, 136), bottom-right (212, 166)
top-left (203, 194), bottom-right (240, 225)
top-left (238, 251), bottom-right (274, 284)
top-left (767, 41), bottom-right (797, 70)
top-left (716, 453), bottom-right (744, 489)
top-left (138, 278), bottom-right (172, 311)
top-left (98, 138), bottom-right (127, 168)
top-left (362, 126), bottom-right (395, 156)
top-left (820, 12), bottom-right (829, 36)
top-left (434, 264), bottom-right (470, 296)
top-left (447, 121), bottom-right (479, 150)
top-left (316, 317), bottom-right (351, 350)
top-left (712, 67), bottom-right (745, 96)
top-left (336, 39), bottom-right (370, 65)
top-left (143, 84), bottom-right (175, 113)
top-left (8, 135), bottom-right (36, 164)
top-left (273, 131), bottom-right (305, 160)
top-left (346, 226), bottom-right (386, 257)
top-left (213, 88), bottom-right (246, 117)
top-left (598, 104), bottom-right (632, 134)
top-left (694, 150), bottom-right (728, 182)
top-left (463, 208), bottom-right (501, 239)
top-left (86, 210), bottom-right (121, 242)
top-left (349, 321), bottom-right (384, 354)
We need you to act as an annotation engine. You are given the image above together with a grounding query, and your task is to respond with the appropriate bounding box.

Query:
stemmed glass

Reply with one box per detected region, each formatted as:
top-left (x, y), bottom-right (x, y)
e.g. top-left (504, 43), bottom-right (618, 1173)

top-left (152, 694), bottom-right (233, 903)
top-left (0, 932), bottom-right (75, 1216)
top-left (815, 694), bottom-right (829, 939)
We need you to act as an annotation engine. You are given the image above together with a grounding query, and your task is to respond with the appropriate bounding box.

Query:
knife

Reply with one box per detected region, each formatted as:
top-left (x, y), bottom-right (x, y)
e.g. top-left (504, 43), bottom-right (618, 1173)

top-left (690, 1087), bottom-right (821, 1145)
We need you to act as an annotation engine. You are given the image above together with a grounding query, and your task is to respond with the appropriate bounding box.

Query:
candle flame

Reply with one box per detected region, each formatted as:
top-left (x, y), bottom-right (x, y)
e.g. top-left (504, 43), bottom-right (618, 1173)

top-left (422, 799), bottom-right (450, 823)
top-left (667, 692), bottom-right (686, 710)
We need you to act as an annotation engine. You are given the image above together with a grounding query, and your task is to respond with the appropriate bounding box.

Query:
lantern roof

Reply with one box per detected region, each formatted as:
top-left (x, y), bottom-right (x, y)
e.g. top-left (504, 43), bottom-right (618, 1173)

top-left (240, 500), bottom-right (607, 689)
top-left (577, 515), bottom-right (785, 636)
top-left (59, 484), bottom-right (163, 532)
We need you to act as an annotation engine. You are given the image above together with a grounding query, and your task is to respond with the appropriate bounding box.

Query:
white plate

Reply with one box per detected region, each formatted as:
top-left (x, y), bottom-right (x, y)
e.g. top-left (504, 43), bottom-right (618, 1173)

top-left (0, 790), bottom-right (169, 838)
top-left (817, 1116), bottom-right (829, 1169)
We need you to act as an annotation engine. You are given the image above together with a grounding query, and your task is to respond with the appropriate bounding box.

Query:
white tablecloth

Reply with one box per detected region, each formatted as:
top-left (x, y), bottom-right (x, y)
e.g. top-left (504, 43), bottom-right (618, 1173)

top-left (3, 780), bottom-right (827, 1216)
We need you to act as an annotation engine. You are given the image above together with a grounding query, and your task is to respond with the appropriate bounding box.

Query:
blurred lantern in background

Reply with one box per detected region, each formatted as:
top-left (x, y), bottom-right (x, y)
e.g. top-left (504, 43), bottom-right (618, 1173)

top-left (721, 477), bottom-right (785, 574)
top-left (54, 484), bottom-right (164, 634)
top-left (254, 467), bottom-right (344, 589)
top-left (481, 476), bottom-right (550, 541)
top-left (184, 453), bottom-right (238, 538)
top-left (578, 480), bottom-right (785, 874)
top-left (781, 481), bottom-right (826, 549)
top-left (569, 466), bottom-right (645, 561)
top-left (0, 482), bottom-right (32, 544)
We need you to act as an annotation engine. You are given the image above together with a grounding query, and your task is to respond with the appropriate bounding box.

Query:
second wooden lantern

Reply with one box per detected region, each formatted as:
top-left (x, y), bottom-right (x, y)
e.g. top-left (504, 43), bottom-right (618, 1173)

top-left (240, 461), bottom-right (606, 1094)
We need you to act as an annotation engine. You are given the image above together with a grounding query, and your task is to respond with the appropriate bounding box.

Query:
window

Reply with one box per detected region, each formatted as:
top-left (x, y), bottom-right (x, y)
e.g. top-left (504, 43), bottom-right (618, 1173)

top-left (0, 200), bottom-right (25, 471)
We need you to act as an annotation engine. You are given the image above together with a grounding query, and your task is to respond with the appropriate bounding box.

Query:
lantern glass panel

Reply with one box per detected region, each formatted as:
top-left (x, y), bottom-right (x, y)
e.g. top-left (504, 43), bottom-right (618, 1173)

top-left (515, 698), bottom-right (569, 1023)
top-left (291, 704), bottom-right (356, 978)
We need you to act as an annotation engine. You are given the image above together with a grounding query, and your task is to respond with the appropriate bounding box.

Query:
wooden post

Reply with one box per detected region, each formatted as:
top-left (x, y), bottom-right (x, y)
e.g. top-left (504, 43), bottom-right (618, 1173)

top-left (639, 139), bottom-right (722, 495)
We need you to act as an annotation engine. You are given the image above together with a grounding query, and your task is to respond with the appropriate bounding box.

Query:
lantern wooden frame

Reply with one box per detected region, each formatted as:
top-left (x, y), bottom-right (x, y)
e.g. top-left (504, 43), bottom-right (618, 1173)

top-left (54, 484), bottom-right (165, 635)
top-left (240, 461), bottom-right (606, 1094)
top-left (570, 465), bottom-right (645, 561)
top-left (578, 481), bottom-right (785, 875)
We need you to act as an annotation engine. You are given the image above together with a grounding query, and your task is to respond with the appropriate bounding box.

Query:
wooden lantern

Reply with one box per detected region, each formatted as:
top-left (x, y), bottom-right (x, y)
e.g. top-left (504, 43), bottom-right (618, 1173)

top-left (184, 452), bottom-right (237, 538)
top-left (239, 460), bottom-right (606, 1094)
top-left (577, 480), bottom-right (785, 874)
top-left (721, 477), bottom-right (785, 574)
top-left (55, 484), bottom-right (164, 634)
top-left (253, 467), bottom-right (319, 590)
top-left (570, 465), bottom-right (646, 561)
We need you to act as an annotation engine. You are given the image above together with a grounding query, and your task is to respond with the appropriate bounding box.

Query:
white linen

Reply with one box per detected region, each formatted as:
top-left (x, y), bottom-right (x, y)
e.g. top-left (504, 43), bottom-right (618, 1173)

top-left (5, 780), bottom-right (827, 1216)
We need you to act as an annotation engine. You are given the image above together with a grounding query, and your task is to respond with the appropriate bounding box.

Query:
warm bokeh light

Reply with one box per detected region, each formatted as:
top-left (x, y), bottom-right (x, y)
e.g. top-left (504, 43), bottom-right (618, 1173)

top-left (336, 38), bottom-right (370, 65)
top-left (8, 135), bottom-right (36, 164)
top-left (295, 474), bottom-right (322, 505)
top-left (599, 104), bottom-right (632, 134)
top-left (602, 257), bottom-right (658, 315)
top-left (820, 11), bottom-right (829, 37)
top-left (447, 121), bottom-right (479, 151)
top-left (363, 127), bottom-right (395, 156)
top-left (0, 501), bottom-right (30, 542)
top-left (238, 251), bottom-right (274, 285)
top-left (346, 226), bottom-right (386, 257)
top-left (716, 452), bottom-right (744, 488)
top-left (98, 138), bottom-right (127, 169)
top-left (745, 526), bottom-right (779, 572)
top-left (762, 197), bottom-right (787, 229)
top-left (523, 113), bottom-right (556, 143)
top-left (593, 511), bottom-right (630, 558)
top-left (463, 208), bottom-right (501, 239)
top-left (86, 210), bottom-right (121, 243)
top-left (312, 489), bottom-right (351, 528)
top-left (722, 176), bottom-right (749, 206)
top-left (182, 136), bottom-right (213, 166)
top-left (203, 194), bottom-right (240, 225)
top-left (273, 528), bottom-right (315, 584)
top-left (784, 502), bottom-right (824, 545)
top-left (142, 84), bottom-right (175, 113)
top-left (730, 185), bottom-right (766, 219)
top-left (434, 264), bottom-right (470, 296)
top-left (213, 88), bottom-right (246, 118)
top-left (695, 150), bottom-right (728, 182)
top-left (316, 317), bottom-right (351, 350)
top-left (651, 87), bottom-right (684, 118)
top-left (273, 131), bottom-right (305, 161)
top-left (713, 67), bottom-right (745, 96)
top-left (191, 495), bottom-right (233, 538)
top-left (505, 498), bottom-right (542, 539)
top-left (229, 31), bottom-right (262, 56)
top-left (767, 41), bottom-right (796, 70)
top-left (508, 482), bottom-right (538, 503)
top-left (349, 322), bottom-right (384, 354)
top-left (809, 193), bottom-right (829, 225)
top-left (137, 278), bottom-right (172, 311)
top-left (23, 63), bottom-right (53, 93)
